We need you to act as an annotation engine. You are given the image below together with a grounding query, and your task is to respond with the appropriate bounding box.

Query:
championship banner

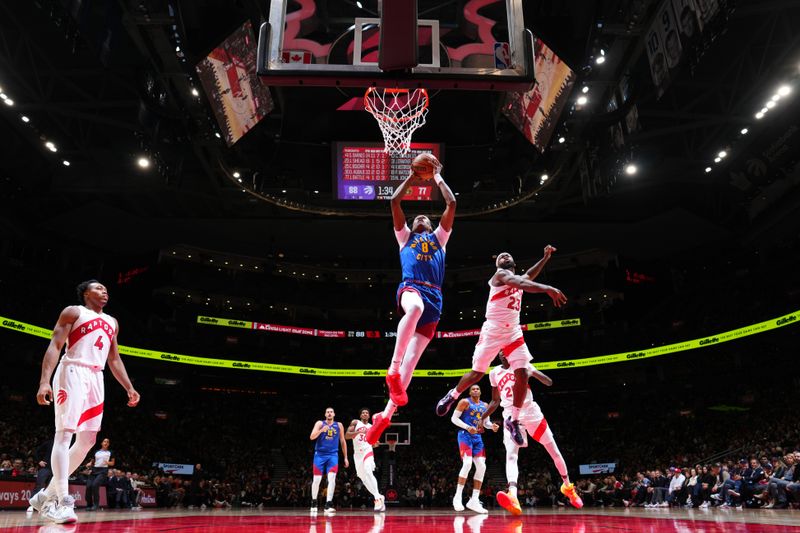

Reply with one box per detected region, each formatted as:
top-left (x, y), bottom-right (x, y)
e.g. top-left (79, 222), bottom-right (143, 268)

top-left (2, 311), bottom-right (798, 377)
top-left (196, 315), bottom-right (582, 339)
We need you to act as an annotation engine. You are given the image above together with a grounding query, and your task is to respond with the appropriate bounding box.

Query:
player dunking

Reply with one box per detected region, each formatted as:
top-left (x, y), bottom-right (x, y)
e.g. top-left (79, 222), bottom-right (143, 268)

top-left (366, 154), bottom-right (456, 444)
top-left (309, 407), bottom-right (349, 515)
top-left (488, 351), bottom-right (582, 514)
top-left (30, 280), bottom-right (140, 524)
top-left (435, 247), bottom-right (566, 446)
top-left (451, 385), bottom-right (499, 514)
top-left (346, 408), bottom-right (385, 512)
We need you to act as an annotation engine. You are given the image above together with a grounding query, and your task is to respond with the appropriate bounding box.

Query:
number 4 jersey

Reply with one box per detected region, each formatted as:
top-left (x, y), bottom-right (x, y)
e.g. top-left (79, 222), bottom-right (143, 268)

top-left (62, 305), bottom-right (117, 370)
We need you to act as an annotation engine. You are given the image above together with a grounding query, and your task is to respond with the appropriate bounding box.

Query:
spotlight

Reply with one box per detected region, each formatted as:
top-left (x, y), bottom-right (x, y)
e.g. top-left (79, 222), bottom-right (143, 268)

top-left (624, 164), bottom-right (637, 175)
top-left (777, 85), bottom-right (791, 96)
top-left (3, 98), bottom-right (13, 106)
top-left (62, 160), bottom-right (70, 167)
top-left (755, 112), bottom-right (764, 119)
top-left (356, 0), bottom-right (363, 7)
top-left (233, 171), bottom-right (241, 178)
top-left (740, 128), bottom-right (748, 135)
top-left (766, 100), bottom-right (776, 109)
top-left (21, 115), bottom-right (30, 123)
top-left (581, 86), bottom-right (589, 94)
top-left (191, 88), bottom-right (199, 97)
top-left (314, 190), bottom-right (319, 194)
top-left (771, 94), bottom-right (781, 102)
top-left (175, 46), bottom-right (181, 52)
top-left (760, 107), bottom-right (768, 114)
top-left (576, 95), bottom-right (588, 106)
top-left (215, 132), bottom-right (222, 139)
top-left (540, 174), bottom-right (549, 181)
top-left (595, 55), bottom-right (606, 65)
top-left (558, 136), bottom-right (566, 144)
top-left (714, 157), bottom-right (721, 163)
top-left (137, 156), bottom-right (151, 168)
top-left (0, 93), bottom-right (6, 100)
top-left (45, 141), bottom-right (57, 152)
top-left (705, 167), bottom-right (712, 173)
top-left (281, 189), bottom-right (287, 193)
top-left (718, 151), bottom-right (727, 158)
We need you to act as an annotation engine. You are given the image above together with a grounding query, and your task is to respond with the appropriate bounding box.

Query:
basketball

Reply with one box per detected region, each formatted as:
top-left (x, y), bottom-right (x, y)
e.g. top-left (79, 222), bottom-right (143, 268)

top-left (411, 153), bottom-right (440, 180)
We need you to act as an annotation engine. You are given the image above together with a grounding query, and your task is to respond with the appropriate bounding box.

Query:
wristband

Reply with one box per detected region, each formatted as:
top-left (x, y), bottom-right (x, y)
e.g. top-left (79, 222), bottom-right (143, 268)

top-left (434, 173), bottom-right (444, 186)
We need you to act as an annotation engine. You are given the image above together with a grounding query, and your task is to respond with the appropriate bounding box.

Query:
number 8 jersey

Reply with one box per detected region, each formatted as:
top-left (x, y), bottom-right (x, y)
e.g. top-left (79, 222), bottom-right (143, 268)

top-left (484, 280), bottom-right (522, 326)
top-left (63, 305), bottom-right (117, 370)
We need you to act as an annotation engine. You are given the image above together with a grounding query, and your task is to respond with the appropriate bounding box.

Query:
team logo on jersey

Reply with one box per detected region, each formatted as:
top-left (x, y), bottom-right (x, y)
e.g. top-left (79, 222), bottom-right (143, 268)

top-left (57, 389), bottom-right (68, 405)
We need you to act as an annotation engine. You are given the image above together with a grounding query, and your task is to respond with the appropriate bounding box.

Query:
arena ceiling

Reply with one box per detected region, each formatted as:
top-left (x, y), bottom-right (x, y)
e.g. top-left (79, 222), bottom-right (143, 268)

top-left (1, 0), bottom-right (799, 264)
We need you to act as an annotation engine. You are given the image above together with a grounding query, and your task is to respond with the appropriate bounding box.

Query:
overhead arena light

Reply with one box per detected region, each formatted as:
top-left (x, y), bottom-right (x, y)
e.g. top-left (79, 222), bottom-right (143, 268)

top-left (718, 150), bottom-right (727, 159)
top-left (558, 136), bottom-right (566, 144)
top-left (62, 160), bottom-right (70, 167)
top-left (137, 156), bottom-right (151, 168)
top-left (740, 128), bottom-right (748, 135)
top-left (766, 100), bottom-right (776, 109)
top-left (777, 85), bottom-right (791, 96)
top-left (576, 96), bottom-right (588, 106)
top-left (191, 88), bottom-right (199, 97)
top-left (595, 56), bottom-right (606, 65)
top-left (714, 157), bottom-right (721, 163)
top-left (755, 112), bottom-right (764, 119)
top-left (624, 164), bottom-right (637, 175)
top-left (3, 98), bottom-right (13, 106)
top-left (233, 171), bottom-right (241, 178)
top-left (21, 115), bottom-right (29, 123)
top-left (44, 141), bottom-right (57, 152)
top-left (705, 167), bottom-right (712, 173)
top-left (581, 86), bottom-right (589, 94)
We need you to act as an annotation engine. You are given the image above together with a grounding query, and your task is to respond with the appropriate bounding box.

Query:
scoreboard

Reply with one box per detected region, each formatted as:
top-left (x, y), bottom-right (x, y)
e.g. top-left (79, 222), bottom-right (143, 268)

top-left (333, 142), bottom-right (443, 201)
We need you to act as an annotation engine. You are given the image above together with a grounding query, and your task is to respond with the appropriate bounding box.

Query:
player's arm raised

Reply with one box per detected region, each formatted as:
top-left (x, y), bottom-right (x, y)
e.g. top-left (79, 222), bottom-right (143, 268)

top-left (309, 421), bottom-right (324, 440)
top-left (435, 169), bottom-right (457, 232)
top-left (37, 306), bottom-right (81, 406)
top-left (106, 320), bottom-right (140, 407)
top-left (338, 422), bottom-right (349, 468)
top-left (390, 171), bottom-right (415, 231)
top-left (522, 245), bottom-right (556, 281)
top-left (485, 385), bottom-right (501, 420)
top-left (496, 269), bottom-right (567, 308)
top-left (451, 399), bottom-right (477, 434)
top-left (345, 419), bottom-right (359, 439)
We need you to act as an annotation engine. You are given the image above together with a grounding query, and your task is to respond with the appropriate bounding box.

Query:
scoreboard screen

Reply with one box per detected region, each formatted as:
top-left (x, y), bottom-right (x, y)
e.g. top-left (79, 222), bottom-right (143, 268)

top-left (333, 142), bottom-right (443, 201)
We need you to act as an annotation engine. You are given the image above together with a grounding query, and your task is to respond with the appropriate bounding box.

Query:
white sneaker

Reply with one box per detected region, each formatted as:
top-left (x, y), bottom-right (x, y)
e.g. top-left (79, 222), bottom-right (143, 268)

top-left (659, 502), bottom-right (669, 507)
top-left (374, 495), bottom-right (386, 512)
top-left (699, 501), bottom-right (709, 509)
top-left (28, 490), bottom-right (50, 513)
top-left (43, 496), bottom-right (77, 524)
top-left (466, 497), bottom-right (488, 514)
top-left (453, 496), bottom-right (465, 512)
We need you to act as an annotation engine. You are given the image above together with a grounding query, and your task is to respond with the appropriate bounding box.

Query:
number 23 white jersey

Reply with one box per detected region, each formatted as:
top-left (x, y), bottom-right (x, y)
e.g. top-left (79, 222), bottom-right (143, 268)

top-left (484, 278), bottom-right (522, 325)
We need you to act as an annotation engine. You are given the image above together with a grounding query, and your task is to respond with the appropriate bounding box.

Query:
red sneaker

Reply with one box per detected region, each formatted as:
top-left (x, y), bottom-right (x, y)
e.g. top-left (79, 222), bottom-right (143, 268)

top-left (385, 373), bottom-right (408, 406)
top-left (496, 491), bottom-right (522, 515)
top-left (366, 413), bottom-right (391, 445)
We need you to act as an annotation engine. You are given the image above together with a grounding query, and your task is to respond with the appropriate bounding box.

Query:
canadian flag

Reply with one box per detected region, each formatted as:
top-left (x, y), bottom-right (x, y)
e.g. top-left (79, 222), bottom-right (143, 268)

top-left (282, 50), bottom-right (312, 64)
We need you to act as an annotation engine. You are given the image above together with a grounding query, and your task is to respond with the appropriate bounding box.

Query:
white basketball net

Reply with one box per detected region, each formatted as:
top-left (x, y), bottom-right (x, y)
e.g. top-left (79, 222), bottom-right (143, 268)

top-left (364, 88), bottom-right (429, 156)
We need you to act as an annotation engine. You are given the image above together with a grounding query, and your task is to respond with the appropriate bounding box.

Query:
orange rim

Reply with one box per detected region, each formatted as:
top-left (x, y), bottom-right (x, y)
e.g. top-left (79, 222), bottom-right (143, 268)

top-left (364, 87), bottom-right (429, 123)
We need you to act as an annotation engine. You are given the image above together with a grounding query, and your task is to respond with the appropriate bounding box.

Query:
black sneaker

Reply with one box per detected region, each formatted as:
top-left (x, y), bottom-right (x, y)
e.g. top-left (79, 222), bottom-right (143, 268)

top-left (323, 501), bottom-right (336, 515)
top-left (435, 390), bottom-right (458, 416)
top-left (505, 417), bottom-right (525, 445)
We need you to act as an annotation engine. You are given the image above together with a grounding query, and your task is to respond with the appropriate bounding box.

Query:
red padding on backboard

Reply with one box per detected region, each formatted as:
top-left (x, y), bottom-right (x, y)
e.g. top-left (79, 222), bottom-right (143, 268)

top-left (379, 0), bottom-right (418, 71)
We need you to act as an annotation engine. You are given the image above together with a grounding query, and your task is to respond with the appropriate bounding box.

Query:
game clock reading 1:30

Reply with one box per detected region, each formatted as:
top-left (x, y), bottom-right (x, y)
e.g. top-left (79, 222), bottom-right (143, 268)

top-left (333, 142), bottom-right (443, 201)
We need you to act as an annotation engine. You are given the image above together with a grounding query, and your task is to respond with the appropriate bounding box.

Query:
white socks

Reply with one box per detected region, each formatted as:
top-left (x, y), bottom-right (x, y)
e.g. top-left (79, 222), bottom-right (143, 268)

top-left (45, 430), bottom-right (96, 502)
top-left (311, 475), bottom-right (322, 499)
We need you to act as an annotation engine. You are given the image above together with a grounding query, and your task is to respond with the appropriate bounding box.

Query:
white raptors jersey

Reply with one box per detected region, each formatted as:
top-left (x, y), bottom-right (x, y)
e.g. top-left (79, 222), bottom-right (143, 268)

top-left (62, 306), bottom-right (116, 370)
top-left (484, 279), bottom-right (522, 325)
top-left (489, 365), bottom-right (533, 411)
top-left (353, 420), bottom-right (373, 457)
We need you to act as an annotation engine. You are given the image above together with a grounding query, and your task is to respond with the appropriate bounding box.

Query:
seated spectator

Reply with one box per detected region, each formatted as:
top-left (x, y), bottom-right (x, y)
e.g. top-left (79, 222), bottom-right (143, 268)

top-left (666, 467), bottom-right (686, 507)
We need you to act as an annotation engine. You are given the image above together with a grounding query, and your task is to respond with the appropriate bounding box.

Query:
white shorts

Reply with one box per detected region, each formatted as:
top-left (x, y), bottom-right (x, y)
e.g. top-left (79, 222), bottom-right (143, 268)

top-left (354, 451), bottom-right (376, 479)
top-left (502, 401), bottom-right (554, 450)
top-left (53, 362), bottom-right (105, 432)
top-left (472, 322), bottom-right (532, 372)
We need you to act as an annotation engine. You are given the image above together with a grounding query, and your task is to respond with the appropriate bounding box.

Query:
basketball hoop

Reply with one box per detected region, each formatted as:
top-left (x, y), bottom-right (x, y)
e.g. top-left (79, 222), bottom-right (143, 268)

top-left (386, 437), bottom-right (398, 453)
top-left (364, 87), bottom-right (429, 156)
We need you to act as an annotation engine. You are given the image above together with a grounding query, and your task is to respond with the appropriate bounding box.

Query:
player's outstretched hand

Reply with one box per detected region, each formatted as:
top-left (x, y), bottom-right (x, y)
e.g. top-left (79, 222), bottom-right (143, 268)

top-left (37, 383), bottom-right (53, 406)
top-left (490, 423), bottom-right (500, 433)
top-left (546, 287), bottom-right (567, 308)
top-left (544, 244), bottom-right (557, 257)
top-left (127, 388), bottom-right (141, 407)
top-left (344, 457), bottom-right (350, 469)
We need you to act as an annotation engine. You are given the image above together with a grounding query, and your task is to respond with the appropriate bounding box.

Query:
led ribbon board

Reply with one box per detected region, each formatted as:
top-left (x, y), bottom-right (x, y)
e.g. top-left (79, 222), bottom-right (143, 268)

top-left (195, 315), bottom-right (582, 338)
top-left (1, 310), bottom-right (797, 376)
